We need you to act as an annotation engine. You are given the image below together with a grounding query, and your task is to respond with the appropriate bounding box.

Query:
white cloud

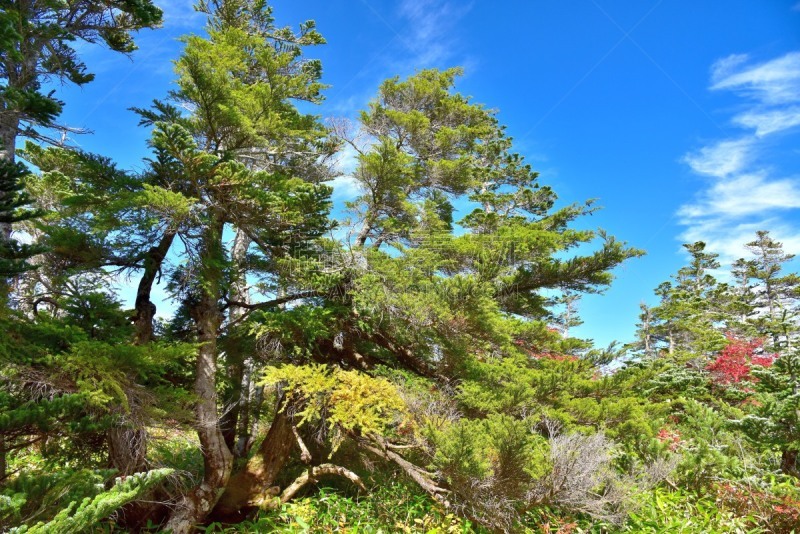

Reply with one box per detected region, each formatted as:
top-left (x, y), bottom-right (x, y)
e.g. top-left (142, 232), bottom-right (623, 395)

top-left (710, 53), bottom-right (750, 86)
top-left (680, 218), bottom-right (800, 264)
top-left (158, 0), bottom-right (205, 30)
top-left (327, 143), bottom-right (363, 200)
top-left (682, 138), bottom-right (753, 177)
top-left (679, 173), bottom-right (800, 219)
top-left (711, 52), bottom-right (800, 106)
top-left (678, 50), bottom-right (800, 264)
top-left (732, 106), bottom-right (800, 137)
top-left (328, 174), bottom-right (362, 200)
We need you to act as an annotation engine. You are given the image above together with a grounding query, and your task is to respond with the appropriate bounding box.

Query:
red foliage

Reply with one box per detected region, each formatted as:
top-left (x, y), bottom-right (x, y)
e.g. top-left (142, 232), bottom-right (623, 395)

top-left (714, 482), bottom-right (800, 533)
top-left (706, 335), bottom-right (776, 384)
top-left (656, 427), bottom-right (682, 451)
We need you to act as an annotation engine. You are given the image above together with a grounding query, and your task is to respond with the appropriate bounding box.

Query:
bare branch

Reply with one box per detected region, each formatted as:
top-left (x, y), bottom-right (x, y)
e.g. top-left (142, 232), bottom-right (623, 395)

top-left (292, 425), bottom-right (312, 464)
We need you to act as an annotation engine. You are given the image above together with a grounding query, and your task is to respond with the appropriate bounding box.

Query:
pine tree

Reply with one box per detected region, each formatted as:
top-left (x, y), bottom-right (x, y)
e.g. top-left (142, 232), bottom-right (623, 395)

top-left (207, 68), bottom-right (646, 529)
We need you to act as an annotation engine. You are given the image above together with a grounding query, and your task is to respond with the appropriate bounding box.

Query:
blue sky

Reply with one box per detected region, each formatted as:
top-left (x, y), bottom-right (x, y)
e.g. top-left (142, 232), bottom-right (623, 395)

top-left (51, 0), bottom-right (800, 348)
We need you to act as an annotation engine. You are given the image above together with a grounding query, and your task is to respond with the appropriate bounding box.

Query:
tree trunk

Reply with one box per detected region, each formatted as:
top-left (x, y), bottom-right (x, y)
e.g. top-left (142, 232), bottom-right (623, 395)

top-left (165, 217), bottom-right (233, 534)
top-left (211, 406), bottom-right (295, 521)
top-left (108, 422), bottom-right (148, 476)
top-left (234, 358), bottom-right (260, 458)
top-left (781, 449), bottom-right (798, 477)
top-left (220, 229), bottom-right (251, 451)
top-left (107, 231), bottom-right (176, 482)
top-left (132, 231), bottom-right (176, 345)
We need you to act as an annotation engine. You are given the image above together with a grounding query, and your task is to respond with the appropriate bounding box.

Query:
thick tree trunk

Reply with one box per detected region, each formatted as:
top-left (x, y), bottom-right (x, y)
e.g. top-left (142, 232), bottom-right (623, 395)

top-left (108, 423), bottom-right (148, 476)
top-left (212, 406), bottom-right (295, 521)
top-left (220, 349), bottom-right (245, 451)
top-left (132, 230), bottom-right (175, 345)
top-left (165, 218), bottom-right (233, 534)
top-left (233, 358), bottom-right (260, 457)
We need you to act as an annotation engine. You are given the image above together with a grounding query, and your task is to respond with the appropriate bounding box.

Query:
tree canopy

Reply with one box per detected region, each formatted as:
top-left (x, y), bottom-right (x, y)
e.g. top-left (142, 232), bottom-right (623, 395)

top-left (2, 1), bottom-right (800, 533)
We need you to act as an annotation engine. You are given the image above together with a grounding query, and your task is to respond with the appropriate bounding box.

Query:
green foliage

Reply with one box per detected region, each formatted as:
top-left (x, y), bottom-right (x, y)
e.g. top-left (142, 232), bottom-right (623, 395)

top-left (8, 468), bottom-right (172, 533)
top-left (203, 482), bottom-right (478, 533)
top-left (0, 0), bottom-right (162, 147)
top-left (0, 159), bottom-right (44, 278)
top-left (624, 487), bottom-right (761, 534)
top-left (8, 0), bottom-right (798, 531)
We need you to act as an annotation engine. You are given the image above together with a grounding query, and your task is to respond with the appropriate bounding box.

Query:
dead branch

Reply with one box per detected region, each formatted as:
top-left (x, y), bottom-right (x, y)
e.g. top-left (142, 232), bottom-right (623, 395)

top-left (357, 439), bottom-right (449, 500)
top-left (292, 425), bottom-right (312, 464)
top-left (278, 464), bottom-right (366, 505)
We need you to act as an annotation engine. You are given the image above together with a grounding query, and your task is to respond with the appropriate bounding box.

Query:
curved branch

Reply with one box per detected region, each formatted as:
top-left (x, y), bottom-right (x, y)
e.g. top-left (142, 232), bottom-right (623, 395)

top-left (368, 332), bottom-right (436, 378)
top-left (279, 464), bottom-right (366, 504)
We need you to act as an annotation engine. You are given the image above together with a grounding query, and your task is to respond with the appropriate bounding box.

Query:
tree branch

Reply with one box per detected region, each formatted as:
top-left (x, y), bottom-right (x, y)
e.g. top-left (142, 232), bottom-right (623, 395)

top-left (357, 439), bottom-right (449, 499)
top-left (292, 425), bottom-right (312, 464)
top-left (277, 464), bottom-right (366, 505)
top-left (222, 289), bottom-right (323, 311)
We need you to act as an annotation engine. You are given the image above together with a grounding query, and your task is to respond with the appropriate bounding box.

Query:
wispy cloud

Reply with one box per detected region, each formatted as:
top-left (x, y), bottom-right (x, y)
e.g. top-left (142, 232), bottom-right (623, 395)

top-left (678, 173), bottom-right (800, 219)
top-left (682, 138), bottom-right (753, 178)
top-left (678, 51), bottom-right (800, 262)
top-left (732, 106), bottom-right (800, 137)
top-left (397, 0), bottom-right (472, 66)
top-left (711, 52), bottom-right (800, 139)
top-left (158, 0), bottom-right (206, 30)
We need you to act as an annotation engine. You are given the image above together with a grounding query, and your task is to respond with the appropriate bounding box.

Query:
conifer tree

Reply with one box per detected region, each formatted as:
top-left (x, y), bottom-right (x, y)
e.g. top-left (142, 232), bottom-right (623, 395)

top-left (137, 1), bottom-right (335, 529)
top-left (634, 242), bottom-right (726, 358)
top-left (0, 0), bottom-right (163, 244)
top-left (0, 159), bottom-right (41, 281)
top-left (207, 68), bottom-right (645, 528)
top-left (738, 231), bottom-right (800, 349)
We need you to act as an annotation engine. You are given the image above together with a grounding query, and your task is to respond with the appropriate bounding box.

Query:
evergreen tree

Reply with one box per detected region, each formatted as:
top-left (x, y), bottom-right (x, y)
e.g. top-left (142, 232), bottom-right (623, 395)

top-left (0, 0), bottom-right (162, 243)
top-left (208, 68), bottom-right (645, 529)
top-left (0, 159), bottom-right (41, 281)
top-left (133, 1), bottom-right (335, 529)
top-left (634, 242), bottom-right (726, 358)
top-left (739, 231), bottom-right (800, 349)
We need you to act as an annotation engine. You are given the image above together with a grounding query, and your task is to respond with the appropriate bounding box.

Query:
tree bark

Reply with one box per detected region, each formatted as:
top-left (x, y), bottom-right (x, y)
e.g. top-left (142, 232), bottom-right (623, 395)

top-left (212, 406), bottom-right (295, 521)
top-left (275, 463), bottom-right (365, 506)
top-left (165, 217), bottom-right (233, 534)
top-left (132, 230), bottom-right (176, 345)
top-left (108, 422), bottom-right (148, 476)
